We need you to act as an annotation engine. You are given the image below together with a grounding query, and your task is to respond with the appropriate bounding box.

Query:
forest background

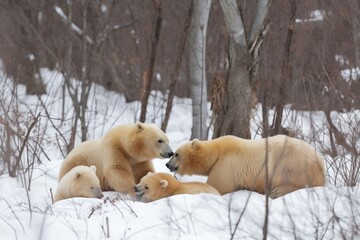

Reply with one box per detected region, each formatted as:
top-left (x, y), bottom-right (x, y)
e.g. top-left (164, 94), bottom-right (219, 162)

top-left (0, 0), bottom-right (359, 194)
top-left (0, 1), bottom-right (360, 239)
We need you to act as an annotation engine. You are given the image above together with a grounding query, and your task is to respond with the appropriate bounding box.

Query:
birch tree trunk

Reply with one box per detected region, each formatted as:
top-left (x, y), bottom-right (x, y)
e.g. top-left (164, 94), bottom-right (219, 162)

top-left (80, 0), bottom-right (90, 142)
top-left (64, 0), bottom-right (76, 153)
top-left (213, 0), bottom-right (272, 139)
top-left (188, 0), bottom-right (211, 140)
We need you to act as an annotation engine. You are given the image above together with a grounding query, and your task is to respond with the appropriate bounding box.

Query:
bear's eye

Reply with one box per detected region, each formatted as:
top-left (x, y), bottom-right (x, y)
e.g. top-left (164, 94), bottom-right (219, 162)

top-left (90, 187), bottom-right (94, 190)
top-left (175, 153), bottom-right (179, 157)
top-left (158, 139), bottom-right (163, 143)
top-left (145, 185), bottom-right (149, 190)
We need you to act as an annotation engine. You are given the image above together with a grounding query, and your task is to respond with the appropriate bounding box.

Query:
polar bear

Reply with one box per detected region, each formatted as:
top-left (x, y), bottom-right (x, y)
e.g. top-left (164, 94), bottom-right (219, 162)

top-left (166, 135), bottom-right (326, 198)
top-left (53, 165), bottom-right (103, 203)
top-left (134, 172), bottom-right (220, 202)
top-left (58, 122), bottom-right (173, 197)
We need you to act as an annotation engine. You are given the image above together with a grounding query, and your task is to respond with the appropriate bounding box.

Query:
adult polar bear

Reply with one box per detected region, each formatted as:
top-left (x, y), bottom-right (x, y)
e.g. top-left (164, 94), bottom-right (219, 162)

top-left (59, 122), bottom-right (174, 197)
top-left (166, 135), bottom-right (326, 198)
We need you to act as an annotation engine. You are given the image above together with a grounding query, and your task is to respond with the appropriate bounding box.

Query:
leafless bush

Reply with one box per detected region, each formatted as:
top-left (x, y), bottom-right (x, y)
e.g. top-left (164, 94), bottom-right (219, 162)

top-left (323, 112), bottom-right (360, 186)
top-left (0, 76), bottom-right (47, 181)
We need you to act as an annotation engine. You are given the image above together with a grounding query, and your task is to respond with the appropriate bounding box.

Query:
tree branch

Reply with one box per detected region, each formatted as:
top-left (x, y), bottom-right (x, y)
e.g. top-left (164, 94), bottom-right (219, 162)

top-left (11, 113), bottom-right (41, 177)
top-left (249, 0), bottom-right (273, 44)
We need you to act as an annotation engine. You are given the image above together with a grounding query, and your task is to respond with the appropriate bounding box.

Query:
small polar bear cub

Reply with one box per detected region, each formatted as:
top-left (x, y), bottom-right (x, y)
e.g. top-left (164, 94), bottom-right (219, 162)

top-left (134, 172), bottom-right (220, 202)
top-left (54, 165), bottom-right (104, 203)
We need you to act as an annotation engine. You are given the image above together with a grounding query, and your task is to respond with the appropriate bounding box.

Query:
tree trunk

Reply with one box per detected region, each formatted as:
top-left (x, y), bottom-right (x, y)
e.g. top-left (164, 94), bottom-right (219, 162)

top-left (64, 0), bottom-right (75, 153)
top-left (139, 0), bottom-right (163, 123)
top-left (215, 0), bottom-right (252, 138)
top-left (62, 0), bottom-right (91, 152)
top-left (188, 0), bottom-right (212, 140)
top-left (161, 1), bottom-right (193, 132)
top-left (271, 0), bottom-right (296, 135)
top-left (214, 0), bottom-right (272, 139)
top-left (218, 46), bottom-right (253, 138)
top-left (23, 56), bottom-right (46, 95)
top-left (80, 0), bottom-right (90, 142)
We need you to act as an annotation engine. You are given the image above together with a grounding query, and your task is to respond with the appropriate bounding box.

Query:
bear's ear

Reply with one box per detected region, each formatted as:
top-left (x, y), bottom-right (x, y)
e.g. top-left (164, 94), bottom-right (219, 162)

top-left (75, 172), bottom-right (82, 180)
top-left (135, 122), bottom-right (144, 133)
top-left (191, 139), bottom-right (201, 150)
top-left (160, 179), bottom-right (168, 188)
top-left (90, 165), bottom-right (97, 173)
top-left (146, 172), bottom-right (154, 176)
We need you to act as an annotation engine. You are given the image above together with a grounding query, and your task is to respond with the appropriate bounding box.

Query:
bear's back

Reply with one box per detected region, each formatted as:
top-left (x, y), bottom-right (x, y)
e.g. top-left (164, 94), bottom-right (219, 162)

top-left (177, 181), bottom-right (220, 195)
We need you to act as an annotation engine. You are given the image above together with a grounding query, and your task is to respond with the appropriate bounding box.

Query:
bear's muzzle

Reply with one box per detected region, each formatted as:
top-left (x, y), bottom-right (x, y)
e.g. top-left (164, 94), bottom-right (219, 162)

top-left (161, 151), bottom-right (174, 158)
top-left (134, 185), bottom-right (145, 201)
top-left (165, 160), bottom-right (178, 172)
top-left (91, 186), bottom-right (104, 199)
top-left (160, 144), bottom-right (174, 158)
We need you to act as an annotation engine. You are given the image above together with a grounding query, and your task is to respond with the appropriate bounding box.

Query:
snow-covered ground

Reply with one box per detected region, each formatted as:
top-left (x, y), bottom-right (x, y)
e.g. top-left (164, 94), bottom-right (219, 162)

top-left (0, 68), bottom-right (359, 240)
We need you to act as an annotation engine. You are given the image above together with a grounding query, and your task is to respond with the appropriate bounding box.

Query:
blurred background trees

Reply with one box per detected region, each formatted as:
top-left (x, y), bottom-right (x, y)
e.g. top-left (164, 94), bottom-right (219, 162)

top-left (0, 0), bottom-right (359, 141)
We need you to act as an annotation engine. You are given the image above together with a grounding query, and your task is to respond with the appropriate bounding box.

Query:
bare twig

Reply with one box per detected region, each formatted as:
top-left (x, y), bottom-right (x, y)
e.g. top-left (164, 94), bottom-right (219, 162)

top-left (11, 112), bottom-right (41, 177)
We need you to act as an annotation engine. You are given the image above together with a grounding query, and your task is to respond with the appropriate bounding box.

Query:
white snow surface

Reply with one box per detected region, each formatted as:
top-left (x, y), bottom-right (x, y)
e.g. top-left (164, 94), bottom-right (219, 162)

top-left (341, 67), bottom-right (360, 82)
top-left (296, 10), bottom-right (326, 23)
top-left (0, 68), bottom-right (359, 240)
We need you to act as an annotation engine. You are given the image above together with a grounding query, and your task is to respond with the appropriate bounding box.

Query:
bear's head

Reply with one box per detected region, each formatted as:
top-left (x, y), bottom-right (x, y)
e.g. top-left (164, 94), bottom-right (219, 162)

top-left (70, 165), bottom-right (104, 199)
top-left (130, 122), bottom-right (174, 161)
top-left (166, 139), bottom-right (211, 176)
top-left (134, 172), bottom-right (175, 202)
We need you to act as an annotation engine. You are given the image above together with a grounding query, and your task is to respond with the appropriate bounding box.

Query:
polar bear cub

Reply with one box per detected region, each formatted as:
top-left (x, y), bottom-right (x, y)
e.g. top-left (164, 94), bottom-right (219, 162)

top-left (134, 172), bottom-right (220, 202)
top-left (54, 165), bottom-right (103, 203)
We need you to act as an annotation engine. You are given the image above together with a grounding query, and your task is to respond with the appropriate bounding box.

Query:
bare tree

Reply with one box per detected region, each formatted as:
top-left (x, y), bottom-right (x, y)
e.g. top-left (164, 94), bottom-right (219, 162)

top-left (63, 0), bottom-right (75, 152)
top-left (213, 0), bottom-right (272, 138)
top-left (139, 0), bottom-right (163, 123)
top-left (271, 0), bottom-right (296, 135)
top-left (188, 0), bottom-right (212, 140)
top-left (161, 1), bottom-right (193, 132)
top-left (61, 0), bottom-right (92, 152)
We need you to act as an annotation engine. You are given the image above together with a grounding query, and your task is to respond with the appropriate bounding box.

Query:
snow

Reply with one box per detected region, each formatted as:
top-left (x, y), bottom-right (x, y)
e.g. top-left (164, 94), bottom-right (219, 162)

top-left (341, 67), bottom-right (360, 82)
top-left (335, 55), bottom-right (350, 67)
top-left (0, 68), bottom-right (359, 239)
top-left (296, 10), bottom-right (326, 23)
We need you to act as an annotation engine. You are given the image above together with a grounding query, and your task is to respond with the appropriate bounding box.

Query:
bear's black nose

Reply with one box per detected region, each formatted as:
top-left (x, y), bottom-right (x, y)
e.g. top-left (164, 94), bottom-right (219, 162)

top-left (134, 186), bottom-right (139, 192)
top-left (166, 162), bottom-right (178, 172)
top-left (168, 152), bottom-right (174, 158)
